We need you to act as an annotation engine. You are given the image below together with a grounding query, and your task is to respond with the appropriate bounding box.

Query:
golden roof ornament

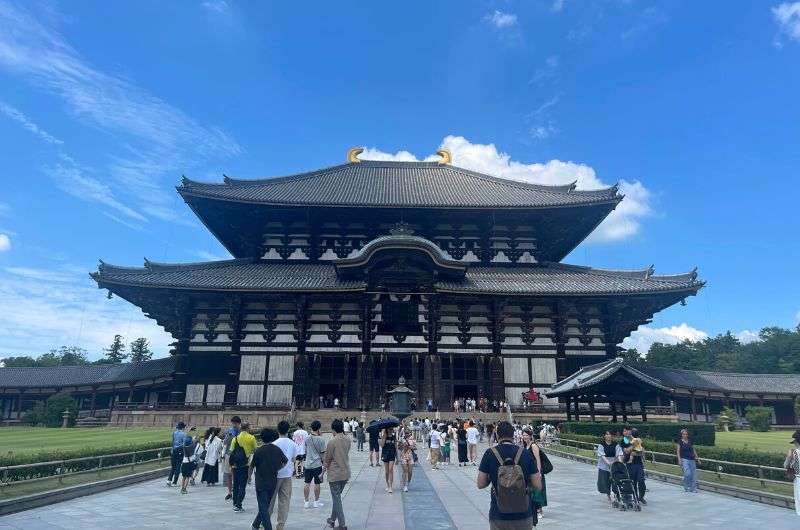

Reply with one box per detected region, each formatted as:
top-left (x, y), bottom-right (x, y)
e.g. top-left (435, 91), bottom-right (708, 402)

top-left (347, 147), bottom-right (364, 163)
top-left (436, 148), bottom-right (452, 165)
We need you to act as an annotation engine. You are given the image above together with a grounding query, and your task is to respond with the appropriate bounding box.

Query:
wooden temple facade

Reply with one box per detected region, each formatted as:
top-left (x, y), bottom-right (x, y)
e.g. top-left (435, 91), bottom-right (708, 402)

top-left (91, 150), bottom-right (704, 411)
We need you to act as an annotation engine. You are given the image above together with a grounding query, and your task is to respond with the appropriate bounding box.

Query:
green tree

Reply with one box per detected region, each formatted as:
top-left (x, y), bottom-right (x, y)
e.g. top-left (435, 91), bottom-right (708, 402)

top-left (744, 406), bottom-right (774, 432)
top-left (102, 335), bottom-right (127, 363)
top-left (619, 348), bottom-right (645, 367)
top-left (0, 355), bottom-right (40, 367)
top-left (128, 338), bottom-right (152, 363)
top-left (52, 346), bottom-right (89, 366)
top-left (23, 393), bottom-right (77, 427)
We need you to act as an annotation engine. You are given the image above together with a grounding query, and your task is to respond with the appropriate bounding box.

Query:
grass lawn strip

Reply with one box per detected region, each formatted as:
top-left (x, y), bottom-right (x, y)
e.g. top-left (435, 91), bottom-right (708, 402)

top-left (715, 430), bottom-right (793, 456)
top-left (0, 427), bottom-right (172, 455)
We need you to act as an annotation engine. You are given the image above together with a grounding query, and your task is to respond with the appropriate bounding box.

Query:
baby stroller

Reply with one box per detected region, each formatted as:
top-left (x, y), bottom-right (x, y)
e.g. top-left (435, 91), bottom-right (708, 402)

top-left (610, 461), bottom-right (641, 511)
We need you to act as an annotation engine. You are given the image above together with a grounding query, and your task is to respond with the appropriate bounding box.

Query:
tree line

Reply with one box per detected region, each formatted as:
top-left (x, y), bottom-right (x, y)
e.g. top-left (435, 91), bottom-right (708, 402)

top-left (1, 335), bottom-right (154, 368)
top-left (622, 325), bottom-right (800, 374)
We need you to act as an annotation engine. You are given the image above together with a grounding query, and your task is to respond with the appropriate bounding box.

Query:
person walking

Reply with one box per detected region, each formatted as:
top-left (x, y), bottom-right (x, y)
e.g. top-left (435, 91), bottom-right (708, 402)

top-left (229, 421), bottom-right (257, 512)
top-left (202, 427), bottom-right (222, 486)
top-left (167, 421), bottom-right (188, 487)
top-left (596, 430), bottom-right (617, 504)
top-left (381, 426), bottom-right (397, 493)
top-left (784, 430), bottom-right (800, 516)
top-left (398, 429), bottom-right (416, 492)
top-left (628, 434), bottom-right (647, 504)
top-left (429, 424), bottom-right (443, 470)
top-left (477, 421), bottom-right (541, 529)
top-left (324, 419), bottom-right (351, 530)
top-left (179, 438), bottom-right (196, 494)
top-left (457, 422), bottom-right (468, 466)
top-left (676, 428), bottom-right (701, 493)
top-left (270, 420), bottom-right (299, 530)
top-left (292, 422), bottom-right (309, 479)
top-left (523, 428), bottom-right (548, 520)
top-left (369, 425), bottom-right (381, 467)
top-left (466, 420), bottom-right (480, 465)
top-left (355, 422), bottom-right (365, 452)
top-left (223, 416), bottom-right (243, 501)
top-left (303, 420), bottom-right (327, 509)
top-left (250, 428), bottom-right (288, 530)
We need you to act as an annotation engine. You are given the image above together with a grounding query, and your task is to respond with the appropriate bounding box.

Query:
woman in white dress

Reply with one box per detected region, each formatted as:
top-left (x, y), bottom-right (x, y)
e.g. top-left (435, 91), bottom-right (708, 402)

top-left (201, 427), bottom-right (223, 485)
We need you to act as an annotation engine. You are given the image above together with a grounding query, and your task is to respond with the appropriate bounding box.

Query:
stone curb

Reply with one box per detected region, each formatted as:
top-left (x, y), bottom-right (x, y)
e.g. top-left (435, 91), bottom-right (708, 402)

top-left (546, 447), bottom-right (795, 511)
top-left (0, 467), bottom-right (169, 516)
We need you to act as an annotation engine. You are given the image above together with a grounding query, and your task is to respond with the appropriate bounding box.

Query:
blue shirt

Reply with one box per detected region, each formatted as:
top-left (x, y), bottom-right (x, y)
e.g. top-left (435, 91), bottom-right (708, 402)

top-left (171, 430), bottom-right (188, 449)
top-left (478, 442), bottom-right (537, 521)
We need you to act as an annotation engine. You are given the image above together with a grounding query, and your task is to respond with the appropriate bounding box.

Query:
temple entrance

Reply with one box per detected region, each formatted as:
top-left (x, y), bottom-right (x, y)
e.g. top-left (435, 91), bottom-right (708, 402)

top-left (453, 384), bottom-right (479, 400)
top-left (318, 383), bottom-right (342, 408)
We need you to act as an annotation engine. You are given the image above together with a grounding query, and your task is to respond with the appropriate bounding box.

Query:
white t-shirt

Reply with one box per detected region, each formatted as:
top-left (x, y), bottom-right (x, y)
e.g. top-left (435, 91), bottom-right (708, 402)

top-left (292, 429), bottom-right (309, 456)
top-left (273, 436), bottom-right (299, 478)
top-left (430, 431), bottom-right (442, 449)
top-left (466, 427), bottom-right (479, 444)
top-left (344, 421), bottom-right (351, 433)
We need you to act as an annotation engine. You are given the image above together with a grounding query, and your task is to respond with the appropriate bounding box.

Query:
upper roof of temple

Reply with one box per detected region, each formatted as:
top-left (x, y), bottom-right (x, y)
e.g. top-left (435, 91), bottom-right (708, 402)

top-left (178, 160), bottom-right (621, 209)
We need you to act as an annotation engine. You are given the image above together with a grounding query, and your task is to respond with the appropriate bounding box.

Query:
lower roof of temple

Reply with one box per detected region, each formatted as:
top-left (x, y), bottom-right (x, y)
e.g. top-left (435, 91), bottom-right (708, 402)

top-left (92, 258), bottom-right (703, 297)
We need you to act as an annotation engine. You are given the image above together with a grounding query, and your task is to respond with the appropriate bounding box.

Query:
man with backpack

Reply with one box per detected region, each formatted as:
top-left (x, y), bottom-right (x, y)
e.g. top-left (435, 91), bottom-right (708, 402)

top-left (477, 421), bottom-right (541, 529)
top-left (229, 421), bottom-right (257, 512)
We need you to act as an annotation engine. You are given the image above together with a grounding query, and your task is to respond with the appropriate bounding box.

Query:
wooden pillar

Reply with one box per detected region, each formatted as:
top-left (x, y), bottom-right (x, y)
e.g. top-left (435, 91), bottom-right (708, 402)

top-left (640, 395), bottom-right (648, 422)
top-left (793, 395), bottom-right (799, 425)
top-left (355, 355), bottom-right (364, 410)
top-left (413, 354), bottom-right (421, 407)
top-left (565, 397), bottom-right (572, 421)
top-left (226, 295), bottom-right (244, 406)
top-left (589, 398), bottom-right (596, 422)
top-left (690, 392), bottom-right (697, 422)
top-left (758, 394), bottom-right (765, 407)
top-left (90, 387), bottom-right (97, 416)
top-left (574, 397), bottom-right (580, 422)
top-left (127, 384), bottom-right (135, 403)
top-left (360, 295), bottom-right (373, 409)
top-left (611, 401), bottom-right (618, 423)
top-left (621, 401), bottom-right (628, 423)
top-left (343, 353), bottom-right (351, 409)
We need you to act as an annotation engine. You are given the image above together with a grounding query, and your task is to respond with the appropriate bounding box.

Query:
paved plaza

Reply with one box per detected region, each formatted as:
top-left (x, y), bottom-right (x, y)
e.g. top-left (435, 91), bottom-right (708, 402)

top-left (2, 442), bottom-right (798, 530)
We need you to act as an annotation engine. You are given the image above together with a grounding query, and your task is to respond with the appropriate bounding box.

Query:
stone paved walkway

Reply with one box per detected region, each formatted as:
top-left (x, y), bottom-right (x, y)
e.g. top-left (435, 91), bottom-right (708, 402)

top-left (2, 441), bottom-right (798, 529)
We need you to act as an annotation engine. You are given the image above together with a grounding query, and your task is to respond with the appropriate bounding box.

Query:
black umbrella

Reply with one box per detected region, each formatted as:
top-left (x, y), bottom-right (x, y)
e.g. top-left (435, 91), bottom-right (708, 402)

top-left (366, 416), bottom-right (400, 435)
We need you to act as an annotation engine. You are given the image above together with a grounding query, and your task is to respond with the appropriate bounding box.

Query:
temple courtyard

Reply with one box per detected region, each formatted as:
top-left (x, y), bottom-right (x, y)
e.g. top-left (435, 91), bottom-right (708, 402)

top-left (2, 441), bottom-right (797, 530)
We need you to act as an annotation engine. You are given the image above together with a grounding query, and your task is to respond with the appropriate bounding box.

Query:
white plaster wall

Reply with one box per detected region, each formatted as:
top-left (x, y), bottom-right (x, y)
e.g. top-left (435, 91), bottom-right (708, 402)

top-left (240, 355), bottom-right (267, 381)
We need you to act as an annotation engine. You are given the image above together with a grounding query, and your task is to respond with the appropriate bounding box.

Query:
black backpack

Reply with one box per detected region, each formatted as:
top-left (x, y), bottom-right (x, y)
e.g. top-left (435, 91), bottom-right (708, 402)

top-left (229, 434), bottom-right (247, 468)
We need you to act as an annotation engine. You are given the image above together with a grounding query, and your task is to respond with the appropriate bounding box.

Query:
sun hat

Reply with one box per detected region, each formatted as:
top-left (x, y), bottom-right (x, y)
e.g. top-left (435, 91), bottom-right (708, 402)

top-left (790, 430), bottom-right (800, 444)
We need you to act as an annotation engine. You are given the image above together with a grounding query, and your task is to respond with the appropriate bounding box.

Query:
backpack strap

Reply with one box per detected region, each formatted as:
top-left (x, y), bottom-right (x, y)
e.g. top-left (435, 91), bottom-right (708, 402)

top-left (491, 447), bottom-right (505, 466)
top-left (513, 447), bottom-right (524, 465)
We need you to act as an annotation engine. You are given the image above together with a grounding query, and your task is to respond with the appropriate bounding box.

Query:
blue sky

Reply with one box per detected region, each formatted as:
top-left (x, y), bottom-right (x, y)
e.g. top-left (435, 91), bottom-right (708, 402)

top-left (0, 0), bottom-right (799, 359)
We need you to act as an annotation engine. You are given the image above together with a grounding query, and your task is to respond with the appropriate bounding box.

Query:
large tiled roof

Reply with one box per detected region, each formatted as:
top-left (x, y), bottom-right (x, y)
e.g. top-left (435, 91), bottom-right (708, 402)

top-left (0, 357), bottom-right (176, 389)
top-left (546, 358), bottom-right (673, 398)
top-left (640, 366), bottom-right (800, 396)
top-left (92, 258), bottom-right (703, 296)
top-left (178, 161), bottom-right (622, 209)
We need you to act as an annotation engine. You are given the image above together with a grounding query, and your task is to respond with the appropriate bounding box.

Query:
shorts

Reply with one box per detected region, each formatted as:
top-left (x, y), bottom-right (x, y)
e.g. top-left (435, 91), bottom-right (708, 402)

top-left (295, 454), bottom-right (306, 462)
top-left (181, 462), bottom-right (195, 478)
top-left (304, 466), bottom-right (323, 484)
top-left (369, 437), bottom-right (380, 452)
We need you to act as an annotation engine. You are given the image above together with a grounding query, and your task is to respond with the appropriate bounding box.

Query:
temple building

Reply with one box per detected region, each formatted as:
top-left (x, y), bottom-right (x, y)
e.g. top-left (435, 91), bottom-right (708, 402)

top-left (84, 148), bottom-right (704, 412)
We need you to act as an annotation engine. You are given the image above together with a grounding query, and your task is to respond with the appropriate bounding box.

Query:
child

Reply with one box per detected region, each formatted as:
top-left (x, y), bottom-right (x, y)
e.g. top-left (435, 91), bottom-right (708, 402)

top-left (356, 422), bottom-right (366, 452)
top-left (442, 428), bottom-right (451, 466)
top-left (179, 438), bottom-right (196, 494)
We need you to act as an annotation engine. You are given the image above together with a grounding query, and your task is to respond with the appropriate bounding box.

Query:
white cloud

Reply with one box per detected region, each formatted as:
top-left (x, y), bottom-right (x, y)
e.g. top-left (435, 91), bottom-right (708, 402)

top-left (485, 10), bottom-right (518, 29)
top-left (736, 330), bottom-right (760, 344)
top-left (0, 264), bottom-right (172, 357)
top-left (201, 0), bottom-right (230, 14)
top-left (0, 1), bottom-right (240, 225)
top-left (622, 323), bottom-right (708, 353)
top-left (551, 0), bottom-right (565, 13)
top-left (0, 233), bottom-right (10, 252)
top-left (773, 2), bottom-right (800, 43)
top-left (0, 101), bottom-right (62, 144)
top-left (530, 55), bottom-right (560, 87)
top-left (361, 136), bottom-right (651, 242)
top-left (795, 309), bottom-right (800, 325)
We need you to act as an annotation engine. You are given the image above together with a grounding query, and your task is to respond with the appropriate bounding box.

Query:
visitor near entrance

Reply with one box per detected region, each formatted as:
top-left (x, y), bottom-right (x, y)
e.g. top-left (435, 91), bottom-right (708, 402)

top-left (303, 420), bottom-right (327, 509)
top-left (167, 421), bottom-right (188, 487)
top-left (249, 428), bottom-right (288, 530)
top-left (784, 430), bottom-right (800, 516)
top-left (467, 420), bottom-right (480, 465)
top-left (596, 431), bottom-right (618, 503)
top-left (477, 421), bottom-right (541, 529)
top-left (270, 420), bottom-right (298, 529)
top-left (229, 421), bottom-right (257, 512)
top-left (324, 419), bottom-right (351, 530)
top-left (292, 422), bottom-right (309, 479)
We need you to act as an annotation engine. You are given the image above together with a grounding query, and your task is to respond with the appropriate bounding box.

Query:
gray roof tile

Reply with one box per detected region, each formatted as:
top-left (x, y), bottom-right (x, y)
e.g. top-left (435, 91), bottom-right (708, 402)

top-left (0, 357), bottom-right (176, 389)
top-left (640, 366), bottom-right (800, 395)
top-left (179, 161), bottom-right (621, 209)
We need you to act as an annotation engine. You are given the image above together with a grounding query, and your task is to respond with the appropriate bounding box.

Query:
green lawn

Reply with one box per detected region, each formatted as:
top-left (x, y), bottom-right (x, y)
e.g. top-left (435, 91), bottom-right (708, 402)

top-left (715, 430), bottom-right (793, 456)
top-left (0, 427), bottom-right (172, 456)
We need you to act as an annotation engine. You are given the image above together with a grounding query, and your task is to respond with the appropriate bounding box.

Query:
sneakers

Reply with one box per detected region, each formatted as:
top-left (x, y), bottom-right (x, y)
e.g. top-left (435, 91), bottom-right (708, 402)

top-left (640, 499), bottom-right (647, 505)
top-left (304, 501), bottom-right (312, 509)
top-left (314, 500), bottom-right (324, 508)
top-left (166, 481), bottom-right (173, 487)
top-left (233, 505), bottom-right (244, 512)
top-left (403, 486), bottom-right (408, 492)
top-left (180, 488), bottom-right (187, 494)
top-left (225, 493), bottom-right (232, 501)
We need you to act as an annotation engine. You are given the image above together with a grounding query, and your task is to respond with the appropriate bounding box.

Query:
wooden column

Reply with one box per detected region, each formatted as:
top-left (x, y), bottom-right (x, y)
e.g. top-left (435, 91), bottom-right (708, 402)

top-left (413, 354), bottom-right (421, 407)
top-left (574, 397), bottom-right (580, 422)
top-left (621, 401), bottom-right (628, 423)
top-left (589, 398), bottom-right (596, 422)
top-left (90, 387), bottom-right (97, 416)
top-left (359, 295), bottom-right (373, 409)
top-left (170, 295), bottom-right (193, 404)
top-left (425, 295), bottom-right (440, 408)
top-left (690, 392), bottom-right (697, 422)
top-left (355, 355), bottom-right (364, 410)
top-left (758, 394), bottom-right (765, 407)
top-left (611, 401), bottom-right (618, 423)
top-left (226, 295), bottom-right (244, 406)
top-left (127, 384), bottom-right (135, 403)
top-left (793, 395), bottom-right (799, 425)
top-left (640, 395), bottom-right (648, 422)
top-left (343, 353), bottom-right (351, 409)
top-left (565, 397), bottom-right (572, 421)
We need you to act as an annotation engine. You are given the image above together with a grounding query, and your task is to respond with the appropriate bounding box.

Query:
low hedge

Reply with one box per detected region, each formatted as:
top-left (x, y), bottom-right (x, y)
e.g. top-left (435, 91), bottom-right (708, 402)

top-left (561, 421), bottom-right (715, 446)
top-left (558, 433), bottom-right (787, 482)
top-left (0, 441), bottom-right (172, 484)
